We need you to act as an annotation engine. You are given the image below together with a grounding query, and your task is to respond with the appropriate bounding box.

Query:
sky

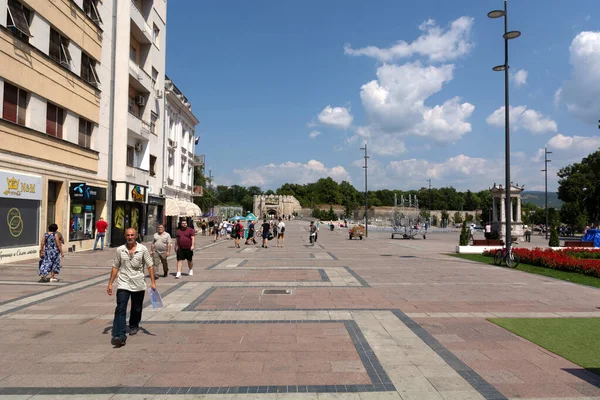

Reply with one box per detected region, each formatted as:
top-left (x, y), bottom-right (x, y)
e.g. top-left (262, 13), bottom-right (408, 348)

top-left (166, 0), bottom-right (600, 192)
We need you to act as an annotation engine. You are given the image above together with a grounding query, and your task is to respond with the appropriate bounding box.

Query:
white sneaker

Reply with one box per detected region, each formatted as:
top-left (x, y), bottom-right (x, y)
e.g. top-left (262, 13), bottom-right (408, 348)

top-left (188, 269), bottom-right (193, 276)
top-left (175, 272), bottom-right (181, 279)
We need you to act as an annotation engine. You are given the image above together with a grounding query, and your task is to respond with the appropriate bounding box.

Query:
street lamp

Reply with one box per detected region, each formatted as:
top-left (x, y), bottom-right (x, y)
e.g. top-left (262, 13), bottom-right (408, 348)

top-left (360, 143), bottom-right (369, 237)
top-left (542, 147), bottom-right (552, 240)
top-left (489, 0), bottom-right (520, 259)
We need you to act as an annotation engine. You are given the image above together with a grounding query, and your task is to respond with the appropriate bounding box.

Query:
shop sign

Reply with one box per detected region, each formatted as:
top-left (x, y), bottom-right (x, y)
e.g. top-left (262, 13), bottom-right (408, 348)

top-left (148, 195), bottom-right (165, 206)
top-left (0, 247), bottom-right (38, 262)
top-left (131, 185), bottom-right (145, 202)
top-left (70, 183), bottom-right (106, 201)
top-left (0, 171), bottom-right (42, 201)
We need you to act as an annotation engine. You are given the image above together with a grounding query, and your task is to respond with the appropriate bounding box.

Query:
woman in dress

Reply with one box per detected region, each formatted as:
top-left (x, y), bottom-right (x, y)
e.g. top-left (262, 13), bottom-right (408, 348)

top-left (39, 223), bottom-right (63, 282)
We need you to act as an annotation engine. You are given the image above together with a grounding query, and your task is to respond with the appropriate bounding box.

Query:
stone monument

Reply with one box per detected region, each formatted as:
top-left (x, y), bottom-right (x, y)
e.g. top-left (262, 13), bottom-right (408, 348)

top-left (490, 183), bottom-right (525, 242)
top-left (253, 195), bottom-right (302, 218)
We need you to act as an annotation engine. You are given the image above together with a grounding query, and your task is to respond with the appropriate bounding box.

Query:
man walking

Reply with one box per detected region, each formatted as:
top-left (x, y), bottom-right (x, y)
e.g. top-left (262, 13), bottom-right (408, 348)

top-left (107, 228), bottom-right (156, 348)
top-left (94, 217), bottom-right (108, 250)
top-left (175, 219), bottom-right (195, 279)
top-left (151, 224), bottom-right (171, 278)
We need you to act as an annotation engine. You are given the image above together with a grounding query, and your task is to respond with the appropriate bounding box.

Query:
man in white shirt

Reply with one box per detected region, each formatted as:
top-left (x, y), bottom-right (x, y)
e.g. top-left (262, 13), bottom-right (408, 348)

top-left (151, 224), bottom-right (171, 278)
top-left (107, 228), bottom-right (156, 348)
top-left (277, 217), bottom-right (286, 247)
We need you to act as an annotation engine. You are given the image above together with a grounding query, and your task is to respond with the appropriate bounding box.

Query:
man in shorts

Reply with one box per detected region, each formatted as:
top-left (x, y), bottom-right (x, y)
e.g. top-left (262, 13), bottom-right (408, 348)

top-left (261, 217), bottom-right (270, 248)
top-left (175, 219), bottom-right (195, 279)
top-left (277, 217), bottom-right (285, 247)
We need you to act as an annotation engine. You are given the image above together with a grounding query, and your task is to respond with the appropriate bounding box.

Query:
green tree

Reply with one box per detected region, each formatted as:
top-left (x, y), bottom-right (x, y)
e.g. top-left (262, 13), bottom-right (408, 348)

top-left (548, 226), bottom-right (560, 247)
top-left (465, 213), bottom-right (474, 223)
top-left (459, 221), bottom-right (469, 245)
top-left (454, 211), bottom-right (463, 224)
top-left (558, 150), bottom-right (600, 225)
top-left (441, 210), bottom-right (450, 228)
top-left (432, 215), bottom-right (438, 226)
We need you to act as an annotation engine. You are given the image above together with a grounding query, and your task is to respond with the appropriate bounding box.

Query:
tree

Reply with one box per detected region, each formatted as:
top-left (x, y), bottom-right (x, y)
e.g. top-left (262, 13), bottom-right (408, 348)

top-left (454, 211), bottom-right (463, 224)
top-left (558, 150), bottom-right (600, 226)
top-left (465, 213), bottom-right (474, 223)
top-left (441, 210), bottom-right (450, 228)
top-left (459, 221), bottom-right (469, 245)
top-left (432, 215), bottom-right (439, 226)
top-left (549, 226), bottom-right (560, 247)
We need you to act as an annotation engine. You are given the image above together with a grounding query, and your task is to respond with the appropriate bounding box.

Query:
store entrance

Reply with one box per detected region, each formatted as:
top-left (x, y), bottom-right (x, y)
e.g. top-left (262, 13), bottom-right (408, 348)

top-left (112, 202), bottom-right (145, 246)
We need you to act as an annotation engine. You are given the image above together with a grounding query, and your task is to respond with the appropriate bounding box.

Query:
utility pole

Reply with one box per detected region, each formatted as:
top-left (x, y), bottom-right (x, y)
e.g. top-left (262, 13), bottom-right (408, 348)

top-left (360, 143), bottom-right (369, 237)
top-left (426, 178), bottom-right (432, 211)
top-left (542, 147), bottom-right (552, 240)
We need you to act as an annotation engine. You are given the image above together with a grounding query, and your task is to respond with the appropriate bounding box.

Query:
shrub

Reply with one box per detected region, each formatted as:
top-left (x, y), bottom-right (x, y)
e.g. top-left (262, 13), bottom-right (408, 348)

top-left (549, 226), bottom-right (560, 247)
top-left (454, 212), bottom-right (463, 224)
top-left (432, 215), bottom-right (439, 226)
top-left (459, 221), bottom-right (469, 246)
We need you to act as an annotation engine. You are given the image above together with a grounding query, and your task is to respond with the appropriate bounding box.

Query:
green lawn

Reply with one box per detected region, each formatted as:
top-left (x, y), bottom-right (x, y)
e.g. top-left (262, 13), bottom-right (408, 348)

top-left (490, 318), bottom-right (600, 376)
top-left (451, 253), bottom-right (600, 289)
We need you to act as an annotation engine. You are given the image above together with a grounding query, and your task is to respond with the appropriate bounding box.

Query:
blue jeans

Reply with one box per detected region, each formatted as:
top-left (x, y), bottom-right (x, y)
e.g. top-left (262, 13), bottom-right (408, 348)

top-left (94, 233), bottom-right (105, 250)
top-left (112, 289), bottom-right (145, 340)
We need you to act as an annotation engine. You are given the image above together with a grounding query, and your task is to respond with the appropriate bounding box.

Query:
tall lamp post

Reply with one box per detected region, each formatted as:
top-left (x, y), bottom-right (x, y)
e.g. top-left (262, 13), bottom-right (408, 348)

top-left (542, 147), bottom-right (552, 239)
top-left (489, 0), bottom-right (520, 256)
top-left (360, 143), bottom-right (369, 238)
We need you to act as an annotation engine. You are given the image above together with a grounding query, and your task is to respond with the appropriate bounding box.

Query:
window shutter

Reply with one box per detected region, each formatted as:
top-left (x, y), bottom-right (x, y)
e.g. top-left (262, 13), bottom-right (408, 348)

top-left (17, 88), bottom-right (27, 125)
top-left (49, 29), bottom-right (60, 62)
top-left (3, 83), bottom-right (18, 123)
top-left (7, 0), bottom-right (32, 37)
top-left (56, 107), bottom-right (63, 139)
top-left (46, 103), bottom-right (57, 136)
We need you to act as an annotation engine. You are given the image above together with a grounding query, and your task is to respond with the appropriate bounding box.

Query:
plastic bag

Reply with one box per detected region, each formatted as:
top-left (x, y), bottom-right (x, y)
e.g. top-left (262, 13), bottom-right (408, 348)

top-left (148, 288), bottom-right (163, 309)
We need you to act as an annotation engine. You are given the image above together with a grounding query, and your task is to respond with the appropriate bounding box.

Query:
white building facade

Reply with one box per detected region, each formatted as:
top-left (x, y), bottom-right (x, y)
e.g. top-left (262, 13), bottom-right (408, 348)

top-left (163, 76), bottom-right (200, 236)
top-left (107, 0), bottom-right (168, 246)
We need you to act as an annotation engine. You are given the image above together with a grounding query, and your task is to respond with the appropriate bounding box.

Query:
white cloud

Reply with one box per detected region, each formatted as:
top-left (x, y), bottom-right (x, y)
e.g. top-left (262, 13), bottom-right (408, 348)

top-left (511, 69), bottom-right (528, 87)
top-left (560, 31), bottom-right (600, 123)
top-left (553, 88), bottom-right (562, 108)
top-left (308, 130), bottom-right (321, 139)
top-left (486, 105), bottom-right (558, 134)
top-left (233, 160), bottom-right (351, 188)
top-left (317, 106), bottom-right (353, 129)
top-left (534, 133), bottom-right (600, 163)
top-left (347, 62), bottom-right (474, 155)
top-left (344, 16), bottom-right (474, 63)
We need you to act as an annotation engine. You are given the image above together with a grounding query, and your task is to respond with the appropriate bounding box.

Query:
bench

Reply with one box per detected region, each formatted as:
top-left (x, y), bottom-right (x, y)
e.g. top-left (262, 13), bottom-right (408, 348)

top-left (472, 239), bottom-right (504, 246)
top-left (563, 241), bottom-right (594, 248)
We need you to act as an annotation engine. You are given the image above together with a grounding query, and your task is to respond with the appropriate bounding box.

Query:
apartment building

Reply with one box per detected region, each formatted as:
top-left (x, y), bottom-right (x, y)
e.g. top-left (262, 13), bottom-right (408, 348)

top-left (108, 0), bottom-right (167, 246)
top-left (163, 76), bottom-right (200, 235)
top-left (0, 0), bottom-right (108, 261)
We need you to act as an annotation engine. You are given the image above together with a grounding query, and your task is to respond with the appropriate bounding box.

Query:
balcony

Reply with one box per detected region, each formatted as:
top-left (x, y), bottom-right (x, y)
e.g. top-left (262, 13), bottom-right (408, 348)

top-left (126, 166), bottom-right (149, 186)
top-left (192, 154), bottom-right (205, 167)
top-left (128, 60), bottom-right (153, 93)
top-left (130, 1), bottom-right (152, 44)
top-left (127, 112), bottom-right (151, 138)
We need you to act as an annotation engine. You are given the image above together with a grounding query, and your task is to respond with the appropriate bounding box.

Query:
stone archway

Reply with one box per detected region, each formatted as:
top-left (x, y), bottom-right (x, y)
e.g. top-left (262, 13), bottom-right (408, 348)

top-left (267, 209), bottom-right (278, 217)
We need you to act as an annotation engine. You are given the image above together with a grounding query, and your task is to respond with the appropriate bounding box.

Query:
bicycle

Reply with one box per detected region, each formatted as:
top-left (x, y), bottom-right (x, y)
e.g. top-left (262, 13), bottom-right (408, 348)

top-left (493, 244), bottom-right (520, 268)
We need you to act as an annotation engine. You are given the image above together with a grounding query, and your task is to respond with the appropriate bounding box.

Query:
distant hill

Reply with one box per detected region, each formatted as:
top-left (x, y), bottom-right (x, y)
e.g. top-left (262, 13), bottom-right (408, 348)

top-left (521, 191), bottom-right (562, 208)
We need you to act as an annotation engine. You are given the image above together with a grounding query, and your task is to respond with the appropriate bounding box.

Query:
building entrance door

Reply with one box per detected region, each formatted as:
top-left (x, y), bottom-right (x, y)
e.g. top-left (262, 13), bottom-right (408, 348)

top-left (47, 181), bottom-right (58, 228)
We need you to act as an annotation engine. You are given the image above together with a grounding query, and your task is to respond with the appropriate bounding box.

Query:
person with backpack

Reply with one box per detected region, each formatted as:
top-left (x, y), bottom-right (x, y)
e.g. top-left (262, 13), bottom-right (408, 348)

top-left (234, 220), bottom-right (244, 248)
top-left (245, 220), bottom-right (257, 245)
top-left (309, 221), bottom-right (317, 245)
top-left (277, 217), bottom-right (285, 247)
top-left (261, 218), bottom-right (271, 248)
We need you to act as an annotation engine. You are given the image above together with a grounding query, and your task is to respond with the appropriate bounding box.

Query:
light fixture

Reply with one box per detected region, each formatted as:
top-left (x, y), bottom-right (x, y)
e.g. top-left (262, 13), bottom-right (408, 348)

top-left (504, 31), bottom-right (521, 40)
top-left (488, 10), bottom-right (505, 18)
top-left (493, 65), bottom-right (506, 71)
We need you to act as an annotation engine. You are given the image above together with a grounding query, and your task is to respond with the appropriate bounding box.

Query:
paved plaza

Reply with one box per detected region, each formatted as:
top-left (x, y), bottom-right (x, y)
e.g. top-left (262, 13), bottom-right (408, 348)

top-left (1, 222), bottom-right (600, 399)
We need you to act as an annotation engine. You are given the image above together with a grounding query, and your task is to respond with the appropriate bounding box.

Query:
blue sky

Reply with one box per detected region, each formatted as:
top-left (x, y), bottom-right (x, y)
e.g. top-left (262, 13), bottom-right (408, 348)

top-left (166, 1), bottom-right (600, 192)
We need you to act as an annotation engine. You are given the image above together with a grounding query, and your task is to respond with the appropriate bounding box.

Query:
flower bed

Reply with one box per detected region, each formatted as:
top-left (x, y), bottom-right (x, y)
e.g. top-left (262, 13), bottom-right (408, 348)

top-left (482, 248), bottom-right (600, 278)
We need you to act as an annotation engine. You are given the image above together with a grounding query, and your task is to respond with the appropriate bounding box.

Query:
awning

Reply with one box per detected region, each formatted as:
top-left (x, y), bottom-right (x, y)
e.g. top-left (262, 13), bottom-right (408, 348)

top-left (185, 202), bottom-right (201, 217)
top-left (165, 198), bottom-right (181, 217)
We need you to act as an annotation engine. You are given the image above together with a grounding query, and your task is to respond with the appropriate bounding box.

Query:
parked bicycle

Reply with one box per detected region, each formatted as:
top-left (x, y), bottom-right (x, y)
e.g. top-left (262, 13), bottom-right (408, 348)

top-left (493, 243), bottom-right (520, 268)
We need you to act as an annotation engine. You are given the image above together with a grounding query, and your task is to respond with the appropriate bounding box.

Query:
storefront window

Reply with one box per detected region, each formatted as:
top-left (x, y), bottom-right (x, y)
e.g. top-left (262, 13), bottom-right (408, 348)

top-left (0, 198), bottom-right (39, 248)
top-left (69, 203), bottom-right (95, 241)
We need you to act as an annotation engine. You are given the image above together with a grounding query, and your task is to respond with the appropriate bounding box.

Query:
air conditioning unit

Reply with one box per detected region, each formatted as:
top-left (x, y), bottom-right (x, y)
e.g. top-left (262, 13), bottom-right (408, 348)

top-left (135, 95), bottom-right (146, 106)
top-left (165, 80), bottom-right (173, 91)
top-left (156, 90), bottom-right (163, 99)
top-left (134, 142), bottom-right (144, 152)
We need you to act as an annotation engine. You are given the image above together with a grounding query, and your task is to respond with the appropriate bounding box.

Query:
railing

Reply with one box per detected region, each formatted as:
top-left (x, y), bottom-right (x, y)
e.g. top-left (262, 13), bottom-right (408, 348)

top-left (141, 120), bottom-right (151, 136)
top-left (130, 0), bottom-right (153, 40)
top-left (128, 59), bottom-right (153, 91)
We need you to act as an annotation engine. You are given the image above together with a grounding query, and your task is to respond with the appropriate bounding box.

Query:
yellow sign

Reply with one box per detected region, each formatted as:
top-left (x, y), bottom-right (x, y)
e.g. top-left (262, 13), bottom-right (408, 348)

top-left (3, 177), bottom-right (36, 197)
top-left (7, 208), bottom-right (23, 237)
top-left (131, 186), bottom-right (144, 202)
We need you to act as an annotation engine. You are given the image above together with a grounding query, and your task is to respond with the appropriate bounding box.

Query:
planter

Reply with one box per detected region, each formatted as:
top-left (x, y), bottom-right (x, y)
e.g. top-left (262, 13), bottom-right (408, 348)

top-left (456, 245), bottom-right (503, 254)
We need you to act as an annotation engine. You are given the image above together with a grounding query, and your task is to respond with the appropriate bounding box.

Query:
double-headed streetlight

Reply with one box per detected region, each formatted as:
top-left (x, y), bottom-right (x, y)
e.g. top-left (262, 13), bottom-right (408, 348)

top-left (489, 0), bottom-right (520, 256)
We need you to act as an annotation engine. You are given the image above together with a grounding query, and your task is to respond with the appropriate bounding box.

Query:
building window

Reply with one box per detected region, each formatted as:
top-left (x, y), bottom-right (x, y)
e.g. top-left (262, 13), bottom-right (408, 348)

top-left (151, 67), bottom-right (158, 89)
top-left (2, 82), bottom-right (27, 125)
top-left (82, 0), bottom-right (102, 25)
top-left (6, 0), bottom-right (31, 42)
top-left (150, 112), bottom-right (157, 134)
top-left (152, 24), bottom-right (160, 47)
top-left (149, 155), bottom-right (157, 177)
top-left (46, 103), bottom-right (64, 138)
top-left (81, 53), bottom-right (100, 86)
top-left (49, 28), bottom-right (72, 67)
top-left (126, 146), bottom-right (134, 167)
top-left (78, 118), bottom-right (93, 148)
top-left (129, 46), bottom-right (137, 63)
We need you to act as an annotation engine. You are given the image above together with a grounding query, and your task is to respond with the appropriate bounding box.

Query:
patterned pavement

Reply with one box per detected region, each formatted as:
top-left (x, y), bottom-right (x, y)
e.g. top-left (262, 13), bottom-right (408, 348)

top-left (0, 221), bottom-right (599, 399)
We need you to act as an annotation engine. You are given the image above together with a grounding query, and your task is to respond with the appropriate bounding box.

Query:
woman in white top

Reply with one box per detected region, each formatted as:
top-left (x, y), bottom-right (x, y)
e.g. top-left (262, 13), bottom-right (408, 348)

top-left (277, 217), bottom-right (286, 247)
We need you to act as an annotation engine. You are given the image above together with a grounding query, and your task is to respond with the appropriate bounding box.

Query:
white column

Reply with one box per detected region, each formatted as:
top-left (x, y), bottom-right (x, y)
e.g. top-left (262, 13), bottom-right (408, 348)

top-left (517, 198), bottom-right (522, 222)
top-left (500, 197), bottom-right (506, 222)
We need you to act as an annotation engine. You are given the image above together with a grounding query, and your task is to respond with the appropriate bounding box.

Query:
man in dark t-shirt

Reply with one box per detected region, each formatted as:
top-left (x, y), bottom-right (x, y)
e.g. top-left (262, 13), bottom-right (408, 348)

top-left (261, 218), bottom-right (270, 248)
top-left (175, 220), bottom-right (195, 279)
